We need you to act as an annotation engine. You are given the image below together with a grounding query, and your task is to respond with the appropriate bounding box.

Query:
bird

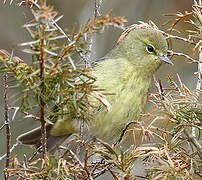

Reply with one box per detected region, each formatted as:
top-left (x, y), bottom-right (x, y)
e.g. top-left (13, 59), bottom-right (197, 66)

top-left (17, 23), bottom-right (173, 153)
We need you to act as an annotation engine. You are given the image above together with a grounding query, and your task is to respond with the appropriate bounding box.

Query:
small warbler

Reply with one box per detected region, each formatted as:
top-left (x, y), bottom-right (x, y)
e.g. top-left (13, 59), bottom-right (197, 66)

top-left (17, 23), bottom-right (173, 152)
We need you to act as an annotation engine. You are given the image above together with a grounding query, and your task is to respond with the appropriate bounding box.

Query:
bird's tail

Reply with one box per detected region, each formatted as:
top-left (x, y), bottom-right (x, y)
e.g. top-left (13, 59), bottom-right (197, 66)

top-left (17, 124), bottom-right (71, 153)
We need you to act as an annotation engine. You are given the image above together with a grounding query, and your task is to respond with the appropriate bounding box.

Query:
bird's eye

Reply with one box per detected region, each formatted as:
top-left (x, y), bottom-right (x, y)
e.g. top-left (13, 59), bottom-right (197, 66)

top-left (146, 45), bottom-right (154, 53)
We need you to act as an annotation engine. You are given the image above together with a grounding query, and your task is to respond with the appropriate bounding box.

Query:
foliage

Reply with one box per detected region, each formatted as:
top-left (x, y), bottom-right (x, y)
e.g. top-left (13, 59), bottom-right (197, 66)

top-left (0, 0), bottom-right (202, 179)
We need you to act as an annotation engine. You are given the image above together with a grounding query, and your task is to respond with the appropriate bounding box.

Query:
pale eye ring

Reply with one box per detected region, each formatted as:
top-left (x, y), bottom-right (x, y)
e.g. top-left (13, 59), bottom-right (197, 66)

top-left (146, 45), bottom-right (154, 53)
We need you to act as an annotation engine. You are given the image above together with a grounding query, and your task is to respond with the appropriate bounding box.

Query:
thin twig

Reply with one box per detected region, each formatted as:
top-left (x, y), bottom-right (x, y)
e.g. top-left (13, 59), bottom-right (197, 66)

top-left (114, 121), bottom-right (138, 146)
top-left (167, 11), bottom-right (193, 34)
top-left (196, 46), bottom-right (202, 93)
top-left (165, 33), bottom-right (196, 45)
top-left (0, 142), bottom-right (19, 161)
top-left (194, 42), bottom-right (202, 143)
top-left (170, 51), bottom-right (200, 63)
top-left (39, 24), bottom-right (47, 157)
top-left (94, 0), bottom-right (102, 19)
top-left (3, 71), bottom-right (10, 180)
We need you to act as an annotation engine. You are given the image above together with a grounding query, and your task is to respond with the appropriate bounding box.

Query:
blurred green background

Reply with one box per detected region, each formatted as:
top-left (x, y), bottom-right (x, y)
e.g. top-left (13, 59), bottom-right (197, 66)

top-left (0, 0), bottom-right (197, 177)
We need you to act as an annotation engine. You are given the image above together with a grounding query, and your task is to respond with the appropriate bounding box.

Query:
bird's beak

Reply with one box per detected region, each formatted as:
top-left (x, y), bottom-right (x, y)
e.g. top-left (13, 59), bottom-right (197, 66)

top-left (159, 54), bottom-right (173, 65)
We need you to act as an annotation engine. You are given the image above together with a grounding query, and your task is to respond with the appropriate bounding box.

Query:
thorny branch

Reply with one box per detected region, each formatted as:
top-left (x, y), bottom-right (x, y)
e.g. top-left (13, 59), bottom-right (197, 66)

top-left (165, 11), bottom-right (194, 34)
top-left (38, 24), bottom-right (47, 157)
top-left (3, 70), bottom-right (10, 180)
top-left (0, 0), bottom-right (202, 179)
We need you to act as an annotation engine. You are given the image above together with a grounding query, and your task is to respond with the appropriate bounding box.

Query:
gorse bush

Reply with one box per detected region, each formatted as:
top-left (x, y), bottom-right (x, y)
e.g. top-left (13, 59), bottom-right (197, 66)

top-left (0, 0), bottom-right (201, 179)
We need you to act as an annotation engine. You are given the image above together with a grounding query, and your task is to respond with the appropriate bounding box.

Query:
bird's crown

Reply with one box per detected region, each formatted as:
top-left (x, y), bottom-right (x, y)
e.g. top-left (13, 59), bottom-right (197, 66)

top-left (117, 21), bottom-right (160, 43)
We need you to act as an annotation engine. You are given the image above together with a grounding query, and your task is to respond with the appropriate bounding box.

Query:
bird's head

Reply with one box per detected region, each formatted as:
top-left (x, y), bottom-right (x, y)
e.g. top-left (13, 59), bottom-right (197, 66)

top-left (113, 26), bottom-right (173, 73)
